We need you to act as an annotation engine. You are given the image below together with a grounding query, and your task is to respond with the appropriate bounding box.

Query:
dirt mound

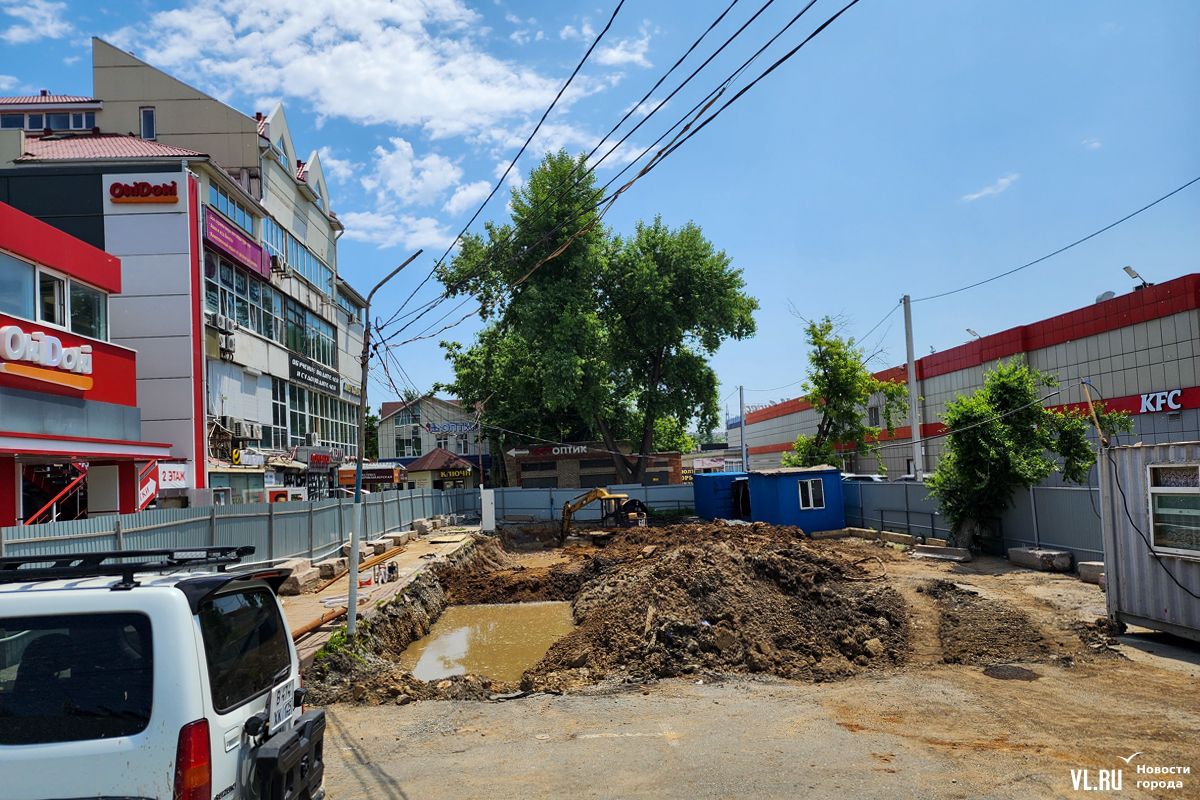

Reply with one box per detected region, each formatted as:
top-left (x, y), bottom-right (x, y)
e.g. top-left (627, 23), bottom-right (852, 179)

top-left (309, 648), bottom-right (512, 704)
top-left (922, 580), bottom-right (1048, 665)
top-left (521, 541), bottom-right (908, 689)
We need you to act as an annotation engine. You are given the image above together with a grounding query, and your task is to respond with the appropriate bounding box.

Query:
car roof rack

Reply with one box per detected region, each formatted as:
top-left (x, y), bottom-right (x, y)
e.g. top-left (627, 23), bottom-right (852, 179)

top-left (0, 546), bottom-right (257, 590)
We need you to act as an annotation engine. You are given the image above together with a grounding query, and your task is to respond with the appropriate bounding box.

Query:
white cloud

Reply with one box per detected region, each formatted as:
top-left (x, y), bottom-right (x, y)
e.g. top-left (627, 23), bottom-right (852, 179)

top-left (316, 146), bottom-right (357, 182)
top-left (560, 21), bottom-right (594, 40)
top-left (510, 29), bottom-right (529, 45)
top-left (504, 12), bottom-right (520, 24)
top-left (962, 173), bottom-right (1019, 202)
top-left (340, 210), bottom-right (455, 251)
top-left (360, 137), bottom-right (462, 206)
top-left (535, 30), bottom-right (544, 41)
top-left (623, 97), bottom-right (665, 117)
top-left (109, 0), bottom-right (567, 139)
top-left (443, 180), bottom-right (492, 215)
top-left (595, 23), bottom-right (653, 68)
top-left (1, 0), bottom-right (73, 44)
top-left (0, 74), bottom-right (18, 90)
top-left (1082, 138), bottom-right (1101, 150)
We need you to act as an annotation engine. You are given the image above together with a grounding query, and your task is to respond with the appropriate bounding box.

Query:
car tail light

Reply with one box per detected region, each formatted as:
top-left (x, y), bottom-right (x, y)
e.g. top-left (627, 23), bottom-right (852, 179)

top-left (174, 719), bottom-right (212, 800)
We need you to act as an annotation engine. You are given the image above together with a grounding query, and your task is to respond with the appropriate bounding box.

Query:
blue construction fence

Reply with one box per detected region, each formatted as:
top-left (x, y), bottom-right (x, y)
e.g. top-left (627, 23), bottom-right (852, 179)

top-left (0, 488), bottom-right (482, 566)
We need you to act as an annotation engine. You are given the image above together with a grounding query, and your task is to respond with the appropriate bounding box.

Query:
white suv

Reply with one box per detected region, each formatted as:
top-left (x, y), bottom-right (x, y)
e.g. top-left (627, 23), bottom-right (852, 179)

top-left (0, 547), bottom-right (325, 800)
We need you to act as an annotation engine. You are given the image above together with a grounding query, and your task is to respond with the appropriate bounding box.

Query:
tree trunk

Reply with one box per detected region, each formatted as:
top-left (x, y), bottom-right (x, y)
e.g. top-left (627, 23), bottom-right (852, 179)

top-left (627, 347), bottom-right (666, 484)
top-left (595, 414), bottom-right (634, 484)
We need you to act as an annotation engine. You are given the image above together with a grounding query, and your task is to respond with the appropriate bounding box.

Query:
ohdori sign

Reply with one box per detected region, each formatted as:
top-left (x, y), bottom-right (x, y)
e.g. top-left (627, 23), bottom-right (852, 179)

top-left (109, 180), bottom-right (179, 204)
top-left (0, 324), bottom-right (94, 390)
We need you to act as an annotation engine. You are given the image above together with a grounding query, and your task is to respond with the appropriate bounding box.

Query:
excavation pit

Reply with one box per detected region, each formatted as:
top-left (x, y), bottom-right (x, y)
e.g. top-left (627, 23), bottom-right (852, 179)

top-left (398, 601), bottom-right (575, 682)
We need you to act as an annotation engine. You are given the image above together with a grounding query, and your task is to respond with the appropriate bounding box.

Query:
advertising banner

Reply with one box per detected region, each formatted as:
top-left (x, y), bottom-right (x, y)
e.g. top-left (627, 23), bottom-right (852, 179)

top-left (288, 353), bottom-right (340, 395)
top-left (204, 208), bottom-right (270, 279)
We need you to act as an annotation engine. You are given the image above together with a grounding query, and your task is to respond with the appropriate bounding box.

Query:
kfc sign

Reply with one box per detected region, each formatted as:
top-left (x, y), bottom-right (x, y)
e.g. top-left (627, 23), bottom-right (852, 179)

top-left (1140, 390), bottom-right (1182, 413)
top-left (109, 180), bottom-right (179, 204)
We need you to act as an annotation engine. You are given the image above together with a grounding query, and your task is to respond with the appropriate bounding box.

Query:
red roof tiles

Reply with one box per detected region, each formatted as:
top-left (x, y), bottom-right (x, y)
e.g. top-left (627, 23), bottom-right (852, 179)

top-left (0, 94), bottom-right (95, 105)
top-left (406, 448), bottom-right (478, 473)
top-left (16, 133), bottom-right (206, 161)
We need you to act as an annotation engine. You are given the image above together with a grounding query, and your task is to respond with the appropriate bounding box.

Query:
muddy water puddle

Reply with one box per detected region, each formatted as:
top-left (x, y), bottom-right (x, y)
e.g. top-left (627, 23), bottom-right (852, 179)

top-left (399, 602), bottom-right (575, 682)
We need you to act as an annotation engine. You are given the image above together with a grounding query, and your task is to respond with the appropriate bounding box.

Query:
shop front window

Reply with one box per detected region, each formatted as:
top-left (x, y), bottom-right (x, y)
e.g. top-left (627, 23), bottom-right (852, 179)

top-left (38, 272), bottom-right (65, 327)
top-left (0, 250), bottom-right (35, 320)
top-left (69, 281), bottom-right (107, 340)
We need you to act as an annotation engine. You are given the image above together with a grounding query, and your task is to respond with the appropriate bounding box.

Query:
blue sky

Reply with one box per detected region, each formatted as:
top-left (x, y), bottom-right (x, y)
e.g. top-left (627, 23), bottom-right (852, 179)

top-left (2, 0), bottom-right (1197, 425)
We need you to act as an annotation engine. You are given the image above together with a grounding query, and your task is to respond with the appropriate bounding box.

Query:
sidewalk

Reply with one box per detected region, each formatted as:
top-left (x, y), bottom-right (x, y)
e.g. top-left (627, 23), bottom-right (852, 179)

top-left (283, 525), bottom-right (480, 668)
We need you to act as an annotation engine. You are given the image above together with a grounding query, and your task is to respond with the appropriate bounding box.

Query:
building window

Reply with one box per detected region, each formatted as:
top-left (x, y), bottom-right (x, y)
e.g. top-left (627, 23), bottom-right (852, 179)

top-left (262, 215), bottom-right (333, 297)
top-left (69, 280), bottom-right (107, 340)
top-left (1148, 465), bottom-right (1200, 556)
top-left (140, 107), bottom-right (156, 140)
top-left (0, 114), bottom-right (22, 129)
top-left (395, 426), bottom-right (422, 458)
top-left (38, 271), bottom-right (65, 327)
top-left (520, 462), bottom-right (556, 472)
top-left (208, 183), bottom-right (253, 235)
top-left (289, 384), bottom-right (307, 445)
top-left (69, 112), bottom-right (95, 130)
top-left (45, 112), bottom-right (69, 130)
top-left (263, 378), bottom-right (288, 450)
top-left (205, 253), bottom-right (282, 345)
top-left (0, 250), bottom-right (35, 320)
top-left (436, 434), bottom-right (450, 451)
top-left (868, 406), bottom-right (881, 427)
top-left (26, 113), bottom-right (41, 130)
top-left (799, 478), bottom-right (825, 510)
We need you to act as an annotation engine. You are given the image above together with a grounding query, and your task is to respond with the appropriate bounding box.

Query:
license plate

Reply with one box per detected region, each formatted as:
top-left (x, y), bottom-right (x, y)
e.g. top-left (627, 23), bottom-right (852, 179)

top-left (267, 677), bottom-right (295, 736)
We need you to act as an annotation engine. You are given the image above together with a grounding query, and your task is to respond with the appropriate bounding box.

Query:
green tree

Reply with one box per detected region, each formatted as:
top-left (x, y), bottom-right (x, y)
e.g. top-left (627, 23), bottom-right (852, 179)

top-left (598, 216), bottom-right (757, 481)
top-left (437, 153), bottom-right (757, 484)
top-left (364, 411), bottom-right (379, 461)
top-left (926, 358), bottom-right (1131, 549)
top-left (652, 416), bottom-right (698, 454)
top-left (781, 316), bottom-right (908, 468)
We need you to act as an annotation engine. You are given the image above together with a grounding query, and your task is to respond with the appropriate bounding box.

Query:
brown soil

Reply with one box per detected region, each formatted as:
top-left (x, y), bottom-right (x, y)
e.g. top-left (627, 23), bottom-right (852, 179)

top-left (922, 579), bottom-right (1049, 665)
top-left (522, 540), bottom-right (909, 690)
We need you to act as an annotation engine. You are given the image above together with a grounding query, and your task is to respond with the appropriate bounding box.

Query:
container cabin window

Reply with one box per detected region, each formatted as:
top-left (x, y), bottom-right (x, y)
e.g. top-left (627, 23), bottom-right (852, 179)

top-left (1148, 465), bottom-right (1200, 556)
top-left (140, 107), bottom-right (155, 140)
top-left (799, 478), bottom-right (825, 510)
top-left (0, 250), bottom-right (35, 320)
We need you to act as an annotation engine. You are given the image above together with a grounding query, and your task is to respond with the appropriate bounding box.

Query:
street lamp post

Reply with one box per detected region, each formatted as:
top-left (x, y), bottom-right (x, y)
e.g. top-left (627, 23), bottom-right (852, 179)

top-left (348, 249), bottom-right (422, 637)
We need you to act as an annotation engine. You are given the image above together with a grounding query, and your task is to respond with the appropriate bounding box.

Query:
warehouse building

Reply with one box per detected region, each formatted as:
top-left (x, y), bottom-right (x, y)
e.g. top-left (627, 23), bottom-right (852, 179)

top-left (730, 273), bottom-right (1200, 476)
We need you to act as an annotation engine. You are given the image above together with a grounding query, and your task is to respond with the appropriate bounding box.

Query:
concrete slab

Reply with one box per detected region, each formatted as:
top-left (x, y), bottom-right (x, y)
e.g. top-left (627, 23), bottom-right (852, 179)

top-left (1078, 561), bottom-right (1105, 585)
top-left (316, 557), bottom-right (347, 579)
top-left (366, 538), bottom-right (390, 555)
top-left (279, 566), bottom-right (321, 595)
top-left (912, 545), bottom-right (972, 563)
top-left (429, 534), bottom-right (469, 544)
top-left (926, 537), bottom-right (949, 547)
top-left (1008, 547), bottom-right (1074, 572)
top-left (339, 543), bottom-right (368, 561)
top-left (882, 532), bottom-right (915, 546)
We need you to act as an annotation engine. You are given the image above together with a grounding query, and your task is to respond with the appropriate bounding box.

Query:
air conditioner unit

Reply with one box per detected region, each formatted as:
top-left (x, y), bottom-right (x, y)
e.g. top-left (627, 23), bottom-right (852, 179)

top-left (224, 334), bottom-right (237, 353)
top-left (251, 423), bottom-right (263, 440)
top-left (223, 316), bottom-right (237, 333)
top-left (231, 420), bottom-right (249, 439)
top-left (216, 314), bottom-right (229, 333)
top-left (204, 311), bottom-right (216, 328)
top-left (305, 432), bottom-right (320, 447)
top-left (219, 415), bottom-right (237, 433)
top-left (270, 254), bottom-right (292, 278)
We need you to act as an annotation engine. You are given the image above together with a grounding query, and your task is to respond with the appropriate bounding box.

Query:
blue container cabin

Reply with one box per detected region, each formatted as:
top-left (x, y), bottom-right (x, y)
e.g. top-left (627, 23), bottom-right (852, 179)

top-left (693, 472), bottom-right (749, 520)
top-left (747, 466), bottom-right (845, 532)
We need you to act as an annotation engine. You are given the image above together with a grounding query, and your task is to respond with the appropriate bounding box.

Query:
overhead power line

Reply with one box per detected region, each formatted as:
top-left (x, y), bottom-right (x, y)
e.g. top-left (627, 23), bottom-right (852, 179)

top-left (914, 175), bottom-right (1200, 303)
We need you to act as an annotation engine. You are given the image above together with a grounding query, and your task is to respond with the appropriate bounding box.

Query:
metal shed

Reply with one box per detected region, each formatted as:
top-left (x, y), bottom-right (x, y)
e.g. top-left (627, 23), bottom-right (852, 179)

top-left (747, 466), bottom-right (845, 532)
top-left (693, 472), bottom-right (749, 520)
top-left (1100, 441), bottom-right (1200, 642)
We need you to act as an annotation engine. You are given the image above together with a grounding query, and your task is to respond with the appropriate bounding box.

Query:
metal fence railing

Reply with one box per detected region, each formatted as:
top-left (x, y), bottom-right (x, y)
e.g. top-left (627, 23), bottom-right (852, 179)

top-left (843, 481), bottom-right (1103, 563)
top-left (493, 484), bottom-right (695, 523)
top-left (0, 487), bottom-right (483, 565)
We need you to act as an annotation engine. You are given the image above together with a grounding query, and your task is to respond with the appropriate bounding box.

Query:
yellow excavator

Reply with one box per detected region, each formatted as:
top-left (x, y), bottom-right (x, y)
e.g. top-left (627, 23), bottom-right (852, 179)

top-left (559, 488), bottom-right (648, 545)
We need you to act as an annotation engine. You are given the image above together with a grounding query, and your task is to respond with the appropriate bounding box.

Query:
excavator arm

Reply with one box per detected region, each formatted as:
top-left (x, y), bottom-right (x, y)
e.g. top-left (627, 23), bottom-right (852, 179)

top-left (559, 488), bottom-right (628, 545)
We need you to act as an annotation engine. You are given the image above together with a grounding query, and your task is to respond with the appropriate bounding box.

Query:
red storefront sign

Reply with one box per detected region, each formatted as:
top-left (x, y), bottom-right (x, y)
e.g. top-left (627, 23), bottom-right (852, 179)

top-left (204, 208), bottom-right (270, 279)
top-left (0, 312), bottom-right (138, 407)
top-left (109, 180), bottom-right (179, 204)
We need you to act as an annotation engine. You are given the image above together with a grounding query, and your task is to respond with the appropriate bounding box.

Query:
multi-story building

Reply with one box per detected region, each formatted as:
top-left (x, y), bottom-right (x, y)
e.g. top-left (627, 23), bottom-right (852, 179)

top-left (731, 273), bottom-right (1200, 477)
top-left (0, 38), bottom-right (366, 506)
top-left (378, 396), bottom-right (489, 461)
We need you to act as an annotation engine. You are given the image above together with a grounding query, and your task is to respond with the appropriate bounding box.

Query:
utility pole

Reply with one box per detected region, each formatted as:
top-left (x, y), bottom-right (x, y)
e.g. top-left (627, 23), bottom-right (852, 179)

top-left (902, 295), bottom-right (922, 479)
top-left (349, 249), bottom-right (422, 637)
top-left (739, 385), bottom-right (748, 472)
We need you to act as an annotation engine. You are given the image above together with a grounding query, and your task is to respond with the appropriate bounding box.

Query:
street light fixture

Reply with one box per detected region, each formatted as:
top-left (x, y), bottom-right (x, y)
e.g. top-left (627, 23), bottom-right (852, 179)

top-left (966, 328), bottom-right (981, 340)
top-left (1123, 266), bottom-right (1149, 288)
top-left (348, 249), bottom-right (423, 637)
